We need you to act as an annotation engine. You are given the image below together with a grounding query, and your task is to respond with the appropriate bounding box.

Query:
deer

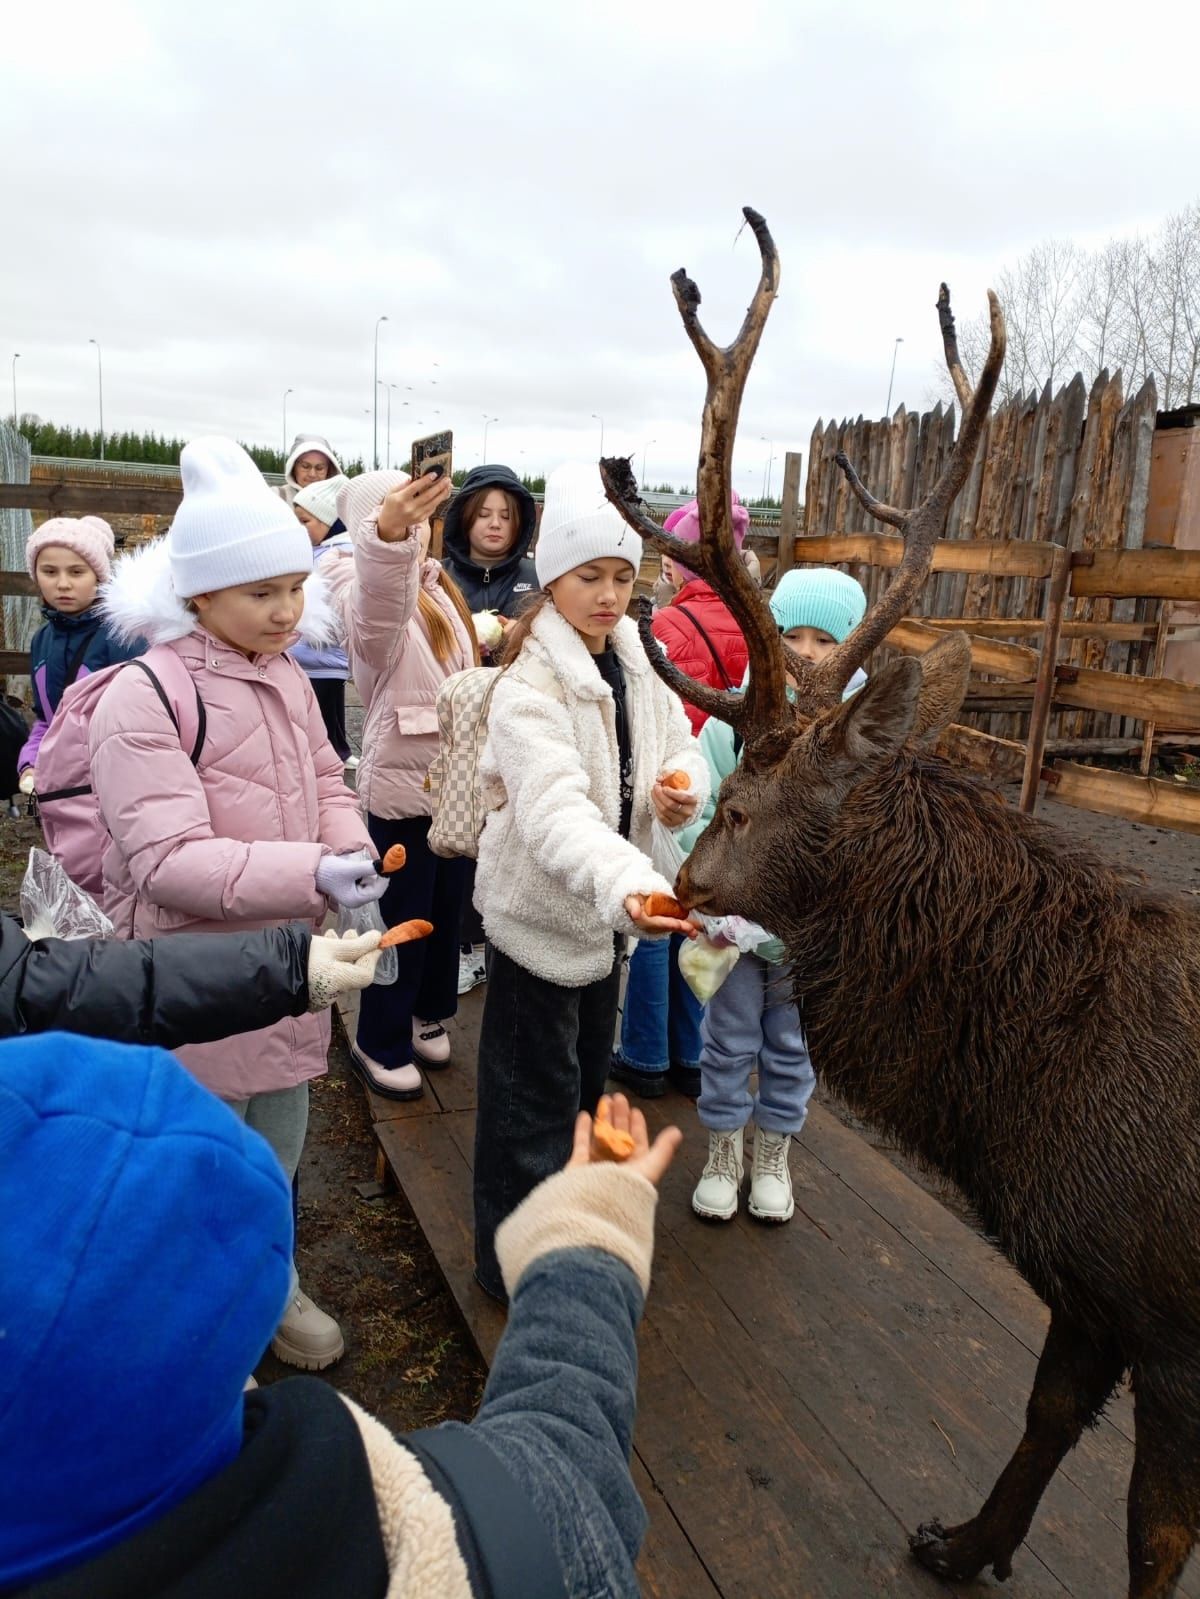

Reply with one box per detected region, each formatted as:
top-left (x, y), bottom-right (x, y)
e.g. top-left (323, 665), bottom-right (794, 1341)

top-left (600, 208), bottom-right (1200, 1599)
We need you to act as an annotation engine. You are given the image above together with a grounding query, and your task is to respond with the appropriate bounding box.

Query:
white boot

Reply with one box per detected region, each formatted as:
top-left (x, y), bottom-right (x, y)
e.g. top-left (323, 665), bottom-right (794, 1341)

top-left (692, 1127), bottom-right (744, 1222)
top-left (749, 1129), bottom-right (794, 1223)
top-left (350, 1043), bottom-right (423, 1101)
top-left (412, 1019), bottom-right (451, 1067)
top-left (271, 1287), bottom-right (345, 1370)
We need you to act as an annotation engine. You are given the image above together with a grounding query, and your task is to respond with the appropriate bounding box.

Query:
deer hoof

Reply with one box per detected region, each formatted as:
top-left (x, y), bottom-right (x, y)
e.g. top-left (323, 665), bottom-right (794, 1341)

top-left (909, 1520), bottom-right (997, 1583)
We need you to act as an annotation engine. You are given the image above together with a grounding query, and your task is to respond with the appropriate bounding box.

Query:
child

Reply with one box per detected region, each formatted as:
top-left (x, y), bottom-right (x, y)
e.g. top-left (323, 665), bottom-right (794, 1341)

top-left (472, 461), bottom-right (709, 1300)
top-left (1, 1037), bottom-right (680, 1598)
top-left (324, 468), bottom-right (477, 1101)
top-left (440, 465), bottom-right (540, 992)
top-left (291, 474), bottom-right (353, 764)
top-left (681, 567), bottom-right (867, 1223)
top-left (611, 492), bottom-right (751, 1102)
top-left (90, 436), bottom-right (385, 1371)
top-left (17, 516), bottom-right (143, 793)
top-left (279, 432), bottom-right (343, 505)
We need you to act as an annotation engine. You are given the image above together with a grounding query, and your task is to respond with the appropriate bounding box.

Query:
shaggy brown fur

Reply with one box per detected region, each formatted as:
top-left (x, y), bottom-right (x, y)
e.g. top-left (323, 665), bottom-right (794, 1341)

top-left (679, 653), bottom-right (1200, 1598)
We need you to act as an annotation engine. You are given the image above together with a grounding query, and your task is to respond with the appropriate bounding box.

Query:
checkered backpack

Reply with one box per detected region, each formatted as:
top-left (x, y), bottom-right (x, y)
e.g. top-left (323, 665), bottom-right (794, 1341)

top-left (426, 659), bottom-right (562, 860)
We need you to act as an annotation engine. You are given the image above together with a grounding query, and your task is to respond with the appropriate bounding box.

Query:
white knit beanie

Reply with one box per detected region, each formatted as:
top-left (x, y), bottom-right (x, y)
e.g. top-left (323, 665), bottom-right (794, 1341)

top-left (294, 475), bottom-right (346, 529)
top-left (534, 462), bottom-right (640, 588)
top-left (168, 437), bottom-right (314, 598)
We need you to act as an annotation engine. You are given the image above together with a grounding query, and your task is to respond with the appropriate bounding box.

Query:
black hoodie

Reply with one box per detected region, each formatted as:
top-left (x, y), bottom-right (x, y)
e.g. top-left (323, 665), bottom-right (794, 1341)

top-left (440, 465), bottom-right (539, 620)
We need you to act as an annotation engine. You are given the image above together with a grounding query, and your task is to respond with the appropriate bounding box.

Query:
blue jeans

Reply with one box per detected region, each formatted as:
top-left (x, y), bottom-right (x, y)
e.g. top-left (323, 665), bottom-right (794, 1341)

top-left (615, 935), bottom-right (703, 1075)
top-left (697, 952), bottom-right (816, 1134)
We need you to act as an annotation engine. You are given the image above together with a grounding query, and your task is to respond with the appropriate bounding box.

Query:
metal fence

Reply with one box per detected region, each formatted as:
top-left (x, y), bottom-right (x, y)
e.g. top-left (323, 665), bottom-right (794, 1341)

top-left (0, 424), bottom-right (37, 671)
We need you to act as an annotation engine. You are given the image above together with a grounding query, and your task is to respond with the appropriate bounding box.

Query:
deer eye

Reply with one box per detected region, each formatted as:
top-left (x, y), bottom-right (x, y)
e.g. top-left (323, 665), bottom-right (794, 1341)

top-left (724, 804), bottom-right (750, 832)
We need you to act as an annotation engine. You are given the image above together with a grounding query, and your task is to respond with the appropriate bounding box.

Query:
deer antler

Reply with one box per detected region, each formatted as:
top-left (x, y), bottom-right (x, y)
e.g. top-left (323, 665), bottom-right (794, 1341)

top-left (802, 284), bottom-right (1007, 712)
top-left (600, 207), bottom-right (793, 742)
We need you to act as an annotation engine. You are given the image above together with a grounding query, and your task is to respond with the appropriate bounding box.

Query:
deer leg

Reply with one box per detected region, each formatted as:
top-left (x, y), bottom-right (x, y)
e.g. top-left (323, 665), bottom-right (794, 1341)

top-left (910, 1310), bottom-right (1123, 1583)
top-left (1126, 1359), bottom-right (1200, 1599)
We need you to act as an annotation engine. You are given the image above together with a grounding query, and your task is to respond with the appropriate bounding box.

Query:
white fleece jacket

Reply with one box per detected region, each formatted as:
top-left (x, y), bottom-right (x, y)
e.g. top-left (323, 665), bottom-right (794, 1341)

top-left (475, 605), bottom-right (709, 986)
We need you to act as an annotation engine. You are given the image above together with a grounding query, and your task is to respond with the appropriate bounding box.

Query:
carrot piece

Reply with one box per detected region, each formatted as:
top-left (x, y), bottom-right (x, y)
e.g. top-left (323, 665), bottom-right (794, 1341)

top-left (381, 844), bottom-right (407, 874)
top-left (379, 919), bottom-right (434, 949)
top-left (643, 892), bottom-right (685, 919)
top-left (593, 1100), bottom-right (636, 1161)
top-left (660, 769), bottom-right (691, 791)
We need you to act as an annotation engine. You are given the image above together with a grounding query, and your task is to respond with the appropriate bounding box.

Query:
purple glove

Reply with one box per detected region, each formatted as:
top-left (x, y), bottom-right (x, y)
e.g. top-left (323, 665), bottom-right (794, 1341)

top-left (314, 854), bottom-right (388, 910)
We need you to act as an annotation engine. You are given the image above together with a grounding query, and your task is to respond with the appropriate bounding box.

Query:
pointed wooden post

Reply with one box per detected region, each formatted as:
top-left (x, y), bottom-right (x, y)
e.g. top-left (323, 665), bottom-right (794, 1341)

top-left (777, 449), bottom-right (802, 579)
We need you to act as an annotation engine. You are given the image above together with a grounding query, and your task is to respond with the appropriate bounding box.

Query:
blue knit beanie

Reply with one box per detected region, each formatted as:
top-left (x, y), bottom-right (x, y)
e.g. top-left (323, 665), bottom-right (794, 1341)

top-left (0, 1034), bottom-right (293, 1587)
top-left (769, 567), bottom-right (867, 642)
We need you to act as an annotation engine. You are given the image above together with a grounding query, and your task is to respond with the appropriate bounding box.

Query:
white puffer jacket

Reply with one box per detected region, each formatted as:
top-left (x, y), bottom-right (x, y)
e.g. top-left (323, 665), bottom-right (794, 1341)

top-left (476, 604), bottom-right (709, 986)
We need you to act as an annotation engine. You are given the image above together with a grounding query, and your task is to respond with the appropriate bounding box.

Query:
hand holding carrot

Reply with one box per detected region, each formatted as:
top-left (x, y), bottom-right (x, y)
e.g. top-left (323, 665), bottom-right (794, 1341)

top-left (624, 893), bottom-right (698, 937)
top-left (567, 1093), bottom-right (683, 1187)
top-left (651, 771), bottom-right (699, 828)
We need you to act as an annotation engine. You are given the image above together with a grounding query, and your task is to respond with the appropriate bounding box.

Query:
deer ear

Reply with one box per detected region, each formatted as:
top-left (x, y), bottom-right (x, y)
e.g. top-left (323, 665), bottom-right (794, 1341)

top-left (913, 632), bottom-right (971, 740)
top-left (823, 657), bottom-right (923, 766)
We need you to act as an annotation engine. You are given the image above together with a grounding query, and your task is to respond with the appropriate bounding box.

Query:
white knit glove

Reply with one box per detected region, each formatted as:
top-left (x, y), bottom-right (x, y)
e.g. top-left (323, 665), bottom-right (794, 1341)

top-left (314, 854), bottom-right (388, 910)
top-left (306, 929), bottom-right (382, 1011)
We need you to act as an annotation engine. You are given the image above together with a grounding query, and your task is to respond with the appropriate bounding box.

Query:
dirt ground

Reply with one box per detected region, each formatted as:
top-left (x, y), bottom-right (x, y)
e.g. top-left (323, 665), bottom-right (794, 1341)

top-left (3, 771), bottom-right (1196, 1430)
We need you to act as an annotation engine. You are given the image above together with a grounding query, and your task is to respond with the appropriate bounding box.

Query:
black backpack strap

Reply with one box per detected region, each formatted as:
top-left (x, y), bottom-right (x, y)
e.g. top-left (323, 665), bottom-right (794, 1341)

top-left (131, 660), bottom-right (207, 764)
top-left (402, 1424), bottom-right (568, 1599)
top-left (674, 604), bottom-right (734, 690)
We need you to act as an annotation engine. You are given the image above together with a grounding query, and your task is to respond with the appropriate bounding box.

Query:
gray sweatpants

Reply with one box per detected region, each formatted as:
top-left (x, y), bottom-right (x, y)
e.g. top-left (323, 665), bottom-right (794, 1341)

top-left (225, 1082), bottom-right (309, 1295)
top-left (697, 953), bottom-right (816, 1136)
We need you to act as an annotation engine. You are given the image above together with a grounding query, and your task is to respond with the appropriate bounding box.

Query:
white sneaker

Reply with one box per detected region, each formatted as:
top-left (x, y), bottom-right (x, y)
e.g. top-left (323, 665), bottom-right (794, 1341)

top-left (457, 947), bottom-right (487, 995)
top-left (344, 754), bottom-right (359, 771)
top-left (271, 1287), bottom-right (345, 1370)
top-left (412, 1019), bottom-right (451, 1067)
top-left (692, 1127), bottom-right (744, 1222)
top-left (749, 1130), bottom-right (794, 1223)
top-left (350, 1043), bottom-right (423, 1101)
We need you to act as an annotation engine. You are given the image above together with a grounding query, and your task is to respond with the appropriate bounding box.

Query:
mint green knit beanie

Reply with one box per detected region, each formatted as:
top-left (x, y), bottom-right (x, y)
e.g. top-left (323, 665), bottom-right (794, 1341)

top-left (769, 567), bottom-right (867, 642)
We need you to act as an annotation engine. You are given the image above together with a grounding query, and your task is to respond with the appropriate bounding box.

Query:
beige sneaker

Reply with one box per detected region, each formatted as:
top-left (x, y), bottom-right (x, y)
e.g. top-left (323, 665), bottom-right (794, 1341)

top-left (271, 1287), bottom-right (345, 1371)
top-left (691, 1127), bottom-right (744, 1222)
top-left (748, 1130), bottom-right (794, 1223)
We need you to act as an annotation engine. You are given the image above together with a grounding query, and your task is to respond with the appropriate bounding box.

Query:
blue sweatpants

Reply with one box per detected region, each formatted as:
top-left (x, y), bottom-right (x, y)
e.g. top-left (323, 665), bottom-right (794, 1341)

top-left (697, 952), bottom-right (816, 1135)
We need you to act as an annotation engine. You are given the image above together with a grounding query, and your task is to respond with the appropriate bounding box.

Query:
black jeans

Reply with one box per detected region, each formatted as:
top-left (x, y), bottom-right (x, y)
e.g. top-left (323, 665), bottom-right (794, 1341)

top-left (355, 815), bottom-right (469, 1067)
top-left (310, 676), bottom-right (350, 762)
top-left (473, 941), bottom-right (622, 1300)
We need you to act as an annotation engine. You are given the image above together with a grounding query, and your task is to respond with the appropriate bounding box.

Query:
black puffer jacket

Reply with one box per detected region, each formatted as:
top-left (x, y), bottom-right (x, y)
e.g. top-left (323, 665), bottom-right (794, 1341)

top-left (440, 465), bottom-right (539, 619)
top-left (0, 916), bottom-right (310, 1048)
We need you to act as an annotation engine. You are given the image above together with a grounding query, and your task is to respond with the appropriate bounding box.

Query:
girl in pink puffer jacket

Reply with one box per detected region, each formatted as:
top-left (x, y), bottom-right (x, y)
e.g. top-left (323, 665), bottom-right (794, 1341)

top-left (91, 437), bottom-right (385, 1374)
top-left (324, 469), bottom-right (477, 1102)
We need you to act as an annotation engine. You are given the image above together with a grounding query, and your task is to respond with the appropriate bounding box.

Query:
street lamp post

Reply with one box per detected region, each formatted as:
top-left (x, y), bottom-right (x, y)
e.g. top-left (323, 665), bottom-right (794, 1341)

top-left (641, 438), bottom-right (656, 490)
top-left (373, 315), bottom-right (389, 470)
top-left (10, 353), bottom-right (19, 428)
top-left (591, 413), bottom-right (605, 455)
top-left (760, 437), bottom-right (775, 503)
top-left (282, 387), bottom-right (293, 458)
top-left (885, 336), bottom-right (904, 417)
top-left (88, 339), bottom-right (104, 461)
top-left (385, 383), bottom-right (399, 469)
top-left (482, 414), bottom-right (498, 462)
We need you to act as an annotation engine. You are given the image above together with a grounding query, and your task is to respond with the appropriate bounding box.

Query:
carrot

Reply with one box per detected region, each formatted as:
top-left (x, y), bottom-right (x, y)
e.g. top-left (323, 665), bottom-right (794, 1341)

top-left (593, 1100), bottom-right (636, 1162)
top-left (381, 844), bottom-right (407, 874)
top-left (659, 769), bottom-right (691, 791)
top-left (379, 919), bottom-right (434, 949)
top-left (643, 892), bottom-right (686, 920)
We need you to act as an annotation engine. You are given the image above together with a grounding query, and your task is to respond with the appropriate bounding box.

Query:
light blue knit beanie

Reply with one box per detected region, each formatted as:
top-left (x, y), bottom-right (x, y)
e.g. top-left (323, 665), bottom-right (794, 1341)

top-left (769, 567), bottom-right (867, 642)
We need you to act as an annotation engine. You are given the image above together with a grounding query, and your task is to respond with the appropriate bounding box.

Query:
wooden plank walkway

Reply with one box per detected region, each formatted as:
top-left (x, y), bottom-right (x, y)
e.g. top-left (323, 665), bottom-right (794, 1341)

top-left (342, 986), bottom-right (1194, 1599)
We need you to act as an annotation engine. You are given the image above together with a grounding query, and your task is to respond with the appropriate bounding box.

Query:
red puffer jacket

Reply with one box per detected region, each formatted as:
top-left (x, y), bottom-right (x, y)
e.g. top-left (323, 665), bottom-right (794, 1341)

top-left (651, 578), bottom-right (749, 733)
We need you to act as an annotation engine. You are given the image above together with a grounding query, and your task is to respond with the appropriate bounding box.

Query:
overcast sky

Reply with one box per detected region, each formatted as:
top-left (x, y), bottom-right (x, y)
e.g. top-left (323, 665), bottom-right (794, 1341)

top-left (4, 0), bottom-right (1197, 492)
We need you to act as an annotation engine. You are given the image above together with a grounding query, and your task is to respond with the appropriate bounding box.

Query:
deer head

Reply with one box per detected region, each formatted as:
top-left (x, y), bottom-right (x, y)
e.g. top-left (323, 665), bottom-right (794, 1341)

top-left (599, 208), bottom-right (1005, 921)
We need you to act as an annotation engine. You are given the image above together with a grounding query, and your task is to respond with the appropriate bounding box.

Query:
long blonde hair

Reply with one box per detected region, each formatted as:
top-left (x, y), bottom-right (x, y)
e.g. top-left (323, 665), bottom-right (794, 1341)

top-left (419, 568), bottom-right (481, 666)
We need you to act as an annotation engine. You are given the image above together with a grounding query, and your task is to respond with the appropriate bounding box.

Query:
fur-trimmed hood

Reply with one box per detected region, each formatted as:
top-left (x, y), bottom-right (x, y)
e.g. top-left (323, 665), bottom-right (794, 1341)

top-left (102, 537), bottom-right (339, 651)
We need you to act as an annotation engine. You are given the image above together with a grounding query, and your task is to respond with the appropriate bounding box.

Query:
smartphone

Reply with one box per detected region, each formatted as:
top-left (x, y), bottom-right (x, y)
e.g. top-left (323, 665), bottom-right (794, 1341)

top-left (411, 429), bottom-right (453, 485)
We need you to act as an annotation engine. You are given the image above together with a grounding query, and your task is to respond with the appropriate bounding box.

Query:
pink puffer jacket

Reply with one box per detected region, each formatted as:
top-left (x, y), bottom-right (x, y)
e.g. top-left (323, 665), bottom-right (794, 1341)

top-left (91, 541), bottom-right (371, 1100)
top-left (325, 472), bottom-right (475, 821)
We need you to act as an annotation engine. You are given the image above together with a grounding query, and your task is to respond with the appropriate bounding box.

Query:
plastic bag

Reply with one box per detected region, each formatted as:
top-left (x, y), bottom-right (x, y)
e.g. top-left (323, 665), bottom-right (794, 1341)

top-left (677, 933), bottom-right (740, 1003)
top-left (649, 818), bottom-right (688, 883)
top-left (20, 847), bottom-right (114, 942)
top-left (332, 851), bottom-right (399, 986)
top-left (702, 913), bottom-right (773, 954)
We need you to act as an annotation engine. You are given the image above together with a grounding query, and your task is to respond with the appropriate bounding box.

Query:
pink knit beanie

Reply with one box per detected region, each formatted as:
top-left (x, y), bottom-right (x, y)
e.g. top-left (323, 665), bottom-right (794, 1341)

top-left (666, 493), bottom-right (749, 577)
top-left (25, 517), bottom-right (116, 585)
